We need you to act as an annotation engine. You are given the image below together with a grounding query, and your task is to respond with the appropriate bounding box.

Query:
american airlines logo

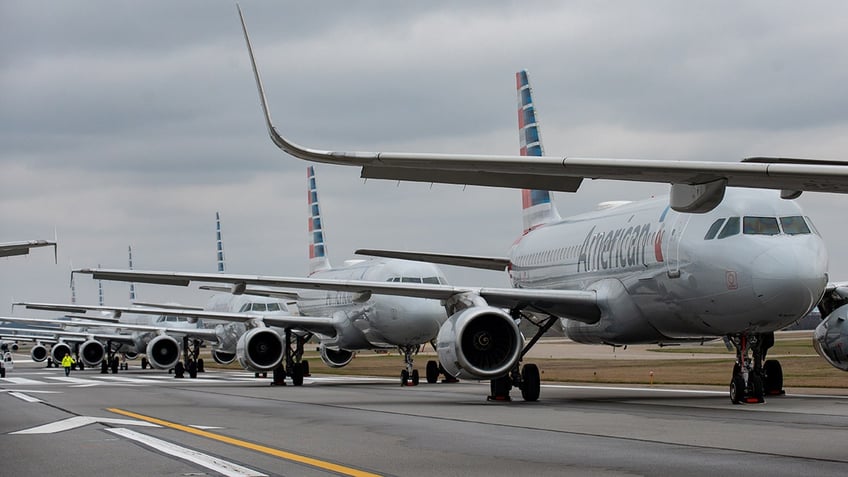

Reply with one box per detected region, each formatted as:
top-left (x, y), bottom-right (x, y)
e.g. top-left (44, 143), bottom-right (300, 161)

top-left (577, 223), bottom-right (655, 272)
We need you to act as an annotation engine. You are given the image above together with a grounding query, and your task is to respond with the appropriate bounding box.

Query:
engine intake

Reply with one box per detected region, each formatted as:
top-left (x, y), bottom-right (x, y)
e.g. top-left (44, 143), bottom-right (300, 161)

top-left (51, 342), bottom-right (72, 364)
top-left (319, 345), bottom-right (354, 368)
top-left (236, 328), bottom-right (284, 371)
top-left (80, 340), bottom-right (105, 367)
top-left (212, 349), bottom-right (237, 365)
top-left (31, 344), bottom-right (48, 362)
top-left (436, 306), bottom-right (522, 380)
top-left (145, 335), bottom-right (180, 369)
top-left (814, 304), bottom-right (848, 371)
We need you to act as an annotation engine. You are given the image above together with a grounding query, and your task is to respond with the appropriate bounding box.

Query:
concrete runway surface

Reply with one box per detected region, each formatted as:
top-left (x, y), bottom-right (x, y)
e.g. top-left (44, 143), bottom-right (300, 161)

top-left (1, 358), bottom-right (847, 476)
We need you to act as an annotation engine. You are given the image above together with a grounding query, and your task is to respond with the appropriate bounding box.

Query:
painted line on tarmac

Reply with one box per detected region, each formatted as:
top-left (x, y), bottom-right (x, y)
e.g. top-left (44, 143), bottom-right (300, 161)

top-left (109, 408), bottom-right (383, 477)
top-left (8, 391), bottom-right (41, 402)
top-left (542, 384), bottom-right (725, 395)
top-left (106, 428), bottom-right (266, 477)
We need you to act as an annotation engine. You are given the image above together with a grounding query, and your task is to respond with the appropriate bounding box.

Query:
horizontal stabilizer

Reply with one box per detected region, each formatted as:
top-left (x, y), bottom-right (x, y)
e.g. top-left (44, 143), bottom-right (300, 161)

top-left (355, 249), bottom-right (510, 271)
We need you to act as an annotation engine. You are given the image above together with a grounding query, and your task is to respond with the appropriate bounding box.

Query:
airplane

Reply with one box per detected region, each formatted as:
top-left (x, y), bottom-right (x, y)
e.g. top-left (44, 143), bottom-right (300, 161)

top-left (0, 239), bottom-right (57, 261)
top-left (68, 168), bottom-right (453, 386)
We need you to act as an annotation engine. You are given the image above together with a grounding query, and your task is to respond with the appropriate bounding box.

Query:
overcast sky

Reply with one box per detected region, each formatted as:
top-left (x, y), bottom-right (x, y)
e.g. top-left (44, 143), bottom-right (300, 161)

top-left (3, 1), bottom-right (848, 314)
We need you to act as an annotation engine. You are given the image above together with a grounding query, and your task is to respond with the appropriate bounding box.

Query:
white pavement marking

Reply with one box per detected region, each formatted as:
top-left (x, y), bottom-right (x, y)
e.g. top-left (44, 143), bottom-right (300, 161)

top-left (542, 384), bottom-right (726, 395)
top-left (46, 376), bottom-right (104, 385)
top-left (12, 416), bottom-right (161, 434)
top-left (106, 428), bottom-right (267, 477)
top-left (8, 392), bottom-right (41, 403)
top-left (97, 376), bottom-right (159, 384)
top-left (1, 377), bottom-right (44, 385)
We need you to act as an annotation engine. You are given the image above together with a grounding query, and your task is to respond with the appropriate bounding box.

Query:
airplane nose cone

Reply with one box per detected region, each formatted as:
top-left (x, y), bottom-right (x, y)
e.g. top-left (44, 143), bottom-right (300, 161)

top-left (752, 244), bottom-right (827, 322)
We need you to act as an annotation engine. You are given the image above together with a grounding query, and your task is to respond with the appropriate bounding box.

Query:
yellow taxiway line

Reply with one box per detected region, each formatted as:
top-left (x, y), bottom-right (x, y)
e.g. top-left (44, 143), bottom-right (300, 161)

top-left (108, 408), bottom-right (382, 477)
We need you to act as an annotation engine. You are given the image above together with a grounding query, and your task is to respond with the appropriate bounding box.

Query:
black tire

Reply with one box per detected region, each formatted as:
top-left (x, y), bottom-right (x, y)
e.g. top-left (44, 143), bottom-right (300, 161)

top-left (141, 357), bottom-right (148, 370)
top-left (78, 362), bottom-right (85, 371)
top-left (292, 362), bottom-right (304, 386)
top-left (174, 361), bottom-right (184, 378)
top-left (425, 360), bottom-right (439, 384)
top-left (187, 360), bottom-right (197, 379)
top-left (489, 375), bottom-right (512, 399)
top-left (197, 358), bottom-right (205, 373)
top-left (730, 374), bottom-right (745, 404)
top-left (411, 369), bottom-right (420, 386)
top-left (763, 360), bottom-right (783, 395)
top-left (302, 360), bottom-right (310, 376)
top-left (750, 374), bottom-right (765, 403)
top-left (521, 364), bottom-right (541, 402)
top-left (1, 367), bottom-right (5, 378)
top-left (400, 369), bottom-right (409, 386)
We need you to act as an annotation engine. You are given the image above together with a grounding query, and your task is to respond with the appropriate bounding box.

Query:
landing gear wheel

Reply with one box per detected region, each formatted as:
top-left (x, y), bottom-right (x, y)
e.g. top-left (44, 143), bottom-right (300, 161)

top-left (520, 364), bottom-right (541, 402)
top-left (488, 376), bottom-right (512, 401)
top-left (730, 374), bottom-right (745, 404)
top-left (301, 360), bottom-right (310, 376)
top-left (411, 369), bottom-right (420, 386)
top-left (763, 359), bottom-right (784, 395)
top-left (141, 357), bottom-right (148, 370)
top-left (425, 360), bottom-right (439, 384)
top-left (196, 358), bottom-right (205, 373)
top-left (749, 374), bottom-right (765, 403)
top-left (400, 369), bottom-right (409, 386)
top-left (292, 362), bottom-right (304, 386)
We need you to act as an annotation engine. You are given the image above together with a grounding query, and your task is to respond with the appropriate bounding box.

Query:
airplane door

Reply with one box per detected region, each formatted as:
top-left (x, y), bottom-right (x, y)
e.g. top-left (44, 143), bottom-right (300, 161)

top-left (666, 213), bottom-right (690, 279)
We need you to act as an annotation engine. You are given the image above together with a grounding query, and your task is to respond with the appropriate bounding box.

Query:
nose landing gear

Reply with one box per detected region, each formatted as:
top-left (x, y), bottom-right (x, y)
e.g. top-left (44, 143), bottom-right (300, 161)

top-left (728, 332), bottom-right (783, 404)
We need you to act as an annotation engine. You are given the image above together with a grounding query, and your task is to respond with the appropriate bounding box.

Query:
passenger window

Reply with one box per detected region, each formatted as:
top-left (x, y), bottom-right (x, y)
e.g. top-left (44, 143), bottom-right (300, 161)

top-left (780, 216), bottom-right (811, 235)
top-left (704, 218), bottom-right (726, 240)
top-left (743, 217), bottom-right (780, 235)
top-left (717, 217), bottom-right (740, 239)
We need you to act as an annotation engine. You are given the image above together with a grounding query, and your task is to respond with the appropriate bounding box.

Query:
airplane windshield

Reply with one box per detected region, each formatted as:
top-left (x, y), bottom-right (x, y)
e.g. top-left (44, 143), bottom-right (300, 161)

top-left (717, 217), bottom-right (740, 239)
top-left (743, 217), bottom-right (780, 236)
top-left (267, 303), bottom-right (282, 312)
top-left (780, 216), bottom-right (811, 235)
top-left (704, 218), bottom-right (726, 240)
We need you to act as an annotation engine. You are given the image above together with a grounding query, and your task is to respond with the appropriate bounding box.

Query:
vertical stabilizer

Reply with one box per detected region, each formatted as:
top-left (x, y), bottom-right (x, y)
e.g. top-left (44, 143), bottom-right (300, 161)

top-left (517, 70), bottom-right (560, 233)
top-left (128, 246), bottom-right (136, 301)
top-left (215, 212), bottom-right (226, 273)
top-left (307, 166), bottom-right (331, 274)
top-left (97, 263), bottom-right (104, 306)
top-left (69, 261), bottom-right (77, 305)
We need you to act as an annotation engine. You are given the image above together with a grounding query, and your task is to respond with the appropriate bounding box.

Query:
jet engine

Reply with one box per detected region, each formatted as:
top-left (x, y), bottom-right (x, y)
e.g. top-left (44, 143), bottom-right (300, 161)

top-left (145, 335), bottom-right (180, 369)
top-left (435, 306), bottom-right (523, 380)
top-left (30, 344), bottom-right (48, 362)
top-left (236, 327), bottom-right (284, 371)
top-left (2, 342), bottom-right (19, 352)
top-left (51, 342), bottom-right (72, 363)
top-left (79, 340), bottom-right (105, 367)
top-left (814, 304), bottom-right (848, 371)
top-left (124, 351), bottom-right (139, 360)
top-left (211, 349), bottom-right (237, 365)
top-left (319, 344), bottom-right (354, 368)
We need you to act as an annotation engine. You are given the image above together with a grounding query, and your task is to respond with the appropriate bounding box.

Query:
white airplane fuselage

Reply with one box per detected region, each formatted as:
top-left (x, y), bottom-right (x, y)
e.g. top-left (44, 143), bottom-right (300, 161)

top-left (508, 188), bottom-right (827, 344)
top-left (297, 259), bottom-right (448, 350)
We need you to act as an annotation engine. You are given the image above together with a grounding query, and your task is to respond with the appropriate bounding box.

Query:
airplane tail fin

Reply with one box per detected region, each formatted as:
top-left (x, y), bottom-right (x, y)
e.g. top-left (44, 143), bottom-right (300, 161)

top-left (128, 246), bottom-right (136, 301)
top-left (307, 166), bottom-right (331, 274)
top-left (517, 69), bottom-right (560, 233)
top-left (215, 212), bottom-right (226, 273)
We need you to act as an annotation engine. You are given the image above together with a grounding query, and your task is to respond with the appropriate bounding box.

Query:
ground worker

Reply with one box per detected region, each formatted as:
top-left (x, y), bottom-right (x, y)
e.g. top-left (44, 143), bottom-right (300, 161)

top-left (61, 353), bottom-right (75, 376)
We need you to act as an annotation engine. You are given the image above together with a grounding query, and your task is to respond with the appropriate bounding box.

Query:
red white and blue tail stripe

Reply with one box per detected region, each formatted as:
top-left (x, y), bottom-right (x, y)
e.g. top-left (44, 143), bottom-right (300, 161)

top-left (307, 166), bottom-right (331, 274)
top-left (215, 212), bottom-right (226, 273)
top-left (517, 69), bottom-right (560, 233)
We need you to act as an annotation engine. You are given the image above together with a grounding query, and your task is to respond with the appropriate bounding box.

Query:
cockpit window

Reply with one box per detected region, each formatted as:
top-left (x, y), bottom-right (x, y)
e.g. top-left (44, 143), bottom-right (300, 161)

top-left (804, 216), bottom-right (821, 235)
top-left (704, 218), bottom-right (726, 240)
top-left (743, 217), bottom-right (780, 236)
top-left (422, 277), bottom-right (441, 284)
top-left (239, 303), bottom-right (250, 312)
top-left (717, 217), bottom-right (740, 239)
top-left (401, 277), bottom-right (422, 283)
top-left (267, 303), bottom-right (281, 312)
top-left (251, 303), bottom-right (267, 312)
top-left (780, 216), bottom-right (811, 235)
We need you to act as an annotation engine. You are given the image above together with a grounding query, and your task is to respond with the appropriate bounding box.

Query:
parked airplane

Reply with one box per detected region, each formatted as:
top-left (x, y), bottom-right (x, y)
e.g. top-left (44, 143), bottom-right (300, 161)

top-left (70, 168), bottom-right (453, 386)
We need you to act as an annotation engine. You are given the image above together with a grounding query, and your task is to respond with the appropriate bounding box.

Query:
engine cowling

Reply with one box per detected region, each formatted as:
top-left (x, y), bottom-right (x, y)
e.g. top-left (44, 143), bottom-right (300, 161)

top-left (436, 306), bottom-right (523, 380)
top-left (51, 342), bottom-right (72, 363)
top-left (145, 335), bottom-right (180, 369)
top-left (124, 351), bottom-right (139, 360)
top-left (236, 328), bottom-right (284, 372)
top-left (31, 344), bottom-right (48, 362)
top-left (814, 304), bottom-right (848, 371)
top-left (319, 345), bottom-right (354, 368)
top-left (79, 340), bottom-right (105, 367)
top-left (212, 349), bottom-right (237, 365)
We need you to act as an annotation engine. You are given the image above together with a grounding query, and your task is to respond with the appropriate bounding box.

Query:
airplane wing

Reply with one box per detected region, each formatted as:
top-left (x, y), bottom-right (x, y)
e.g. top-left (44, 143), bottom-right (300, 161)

top-left (237, 6), bottom-right (848, 213)
top-left (0, 322), bottom-right (130, 343)
top-left (197, 285), bottom-right (300, 301)
top-left (0, 240), bottom-right (57, 260)
top-left (0, 316), bottom-right (220, 342)
top-left (75, 268), bottom-right (601, 323)
top-left (355, 249), bottom-right (510, 271)
top-left (131, 301), bottom-right (205, 311)
top-left (16, 301), bottom-right (337, 337)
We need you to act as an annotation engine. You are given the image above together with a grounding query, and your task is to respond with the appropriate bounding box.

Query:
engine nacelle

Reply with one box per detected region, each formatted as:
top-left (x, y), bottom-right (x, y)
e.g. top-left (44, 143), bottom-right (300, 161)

top-left (814, 304), bottom-right (848, 371)
top-left (145, 335), bottom-right (180, 370)
top-left (319, 345), bottom-right (354, 368)
top-left (31, 344), bottom-right (48, 362)
top-left (236, 328), bottom-right (284, 372)
top-left (436, 306), bottom-right (523, 380)
top-left (2, 342), bottom-right (19, 352)
top-left (124, 351), bottom-right (139, 360)
top-left (51, 342), bottom-right (72, 363)
top-left (79, 340), bottom-right (105, 367)
top-left (212, 349), bottom-right (237, 365)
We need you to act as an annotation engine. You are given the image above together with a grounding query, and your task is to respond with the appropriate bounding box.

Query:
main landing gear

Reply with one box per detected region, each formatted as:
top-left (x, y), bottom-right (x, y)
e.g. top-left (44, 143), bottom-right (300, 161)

top-left (272, 329), bottom-right (311, 386)
top-left (728, 332), bottom-right (784, 404)
top-left (180, 337), bottom-right (205, 379)
top-left (487, 313), bottom-right (558, 403)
